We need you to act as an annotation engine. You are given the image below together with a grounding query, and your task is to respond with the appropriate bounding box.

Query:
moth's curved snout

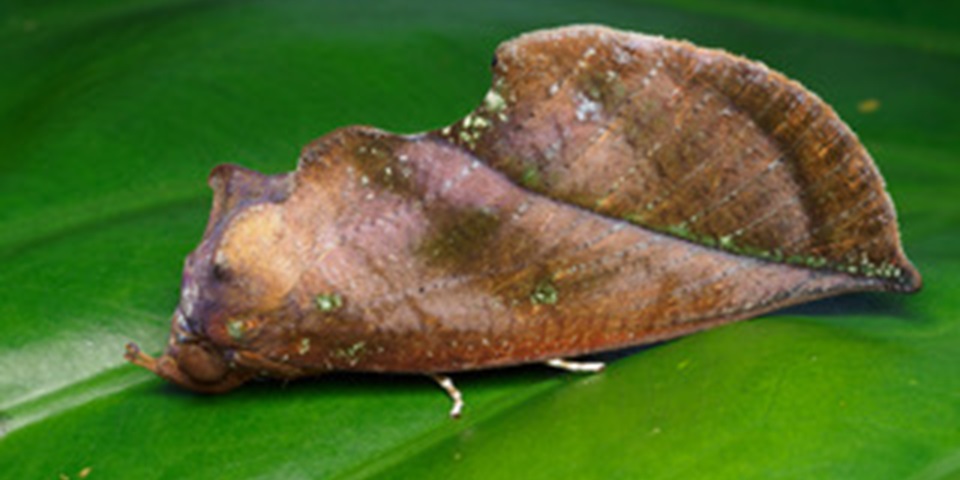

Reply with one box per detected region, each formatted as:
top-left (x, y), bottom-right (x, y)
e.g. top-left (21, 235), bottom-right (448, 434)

top-left (169, 342), bottom-right (231, 384)
top-left (124, 342), bottom-right (251, 393)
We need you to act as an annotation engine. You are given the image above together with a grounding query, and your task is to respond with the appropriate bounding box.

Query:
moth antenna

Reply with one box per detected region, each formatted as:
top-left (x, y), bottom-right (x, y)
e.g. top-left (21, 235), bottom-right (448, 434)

top-left (545, 358), bottom-right (606, 373)
top-left (430, 374), bottom-right (464, 419)
top-left (124, 342), bottom-right (159, 373)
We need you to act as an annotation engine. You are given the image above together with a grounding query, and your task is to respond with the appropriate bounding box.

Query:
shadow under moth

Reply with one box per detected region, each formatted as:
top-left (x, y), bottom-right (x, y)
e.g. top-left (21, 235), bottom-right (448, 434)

top-left (126, 25), bottom-right (921, 417)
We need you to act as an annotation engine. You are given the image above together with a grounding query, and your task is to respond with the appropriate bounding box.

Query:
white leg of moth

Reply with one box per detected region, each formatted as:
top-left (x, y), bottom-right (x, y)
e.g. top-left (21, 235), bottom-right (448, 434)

top-left (545, 358), bottom-right (606, 373)
top-left (430, 374), bottom-right (464, 419)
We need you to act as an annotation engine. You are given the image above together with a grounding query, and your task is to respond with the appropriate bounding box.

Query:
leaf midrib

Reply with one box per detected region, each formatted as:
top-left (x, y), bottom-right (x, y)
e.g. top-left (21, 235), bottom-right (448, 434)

top-left (0, 188), bottom-right (206, 260)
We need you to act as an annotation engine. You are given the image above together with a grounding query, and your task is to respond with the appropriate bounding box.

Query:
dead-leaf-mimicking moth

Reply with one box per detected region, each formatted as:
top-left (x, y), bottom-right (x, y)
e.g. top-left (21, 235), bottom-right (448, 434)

top-left (126, 25), bottom-right (921, 417)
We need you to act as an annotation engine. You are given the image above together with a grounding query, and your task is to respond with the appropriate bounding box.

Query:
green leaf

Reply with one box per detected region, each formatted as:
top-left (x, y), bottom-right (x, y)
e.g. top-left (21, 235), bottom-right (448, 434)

top-left (2, 1), bottom-right (958, 479)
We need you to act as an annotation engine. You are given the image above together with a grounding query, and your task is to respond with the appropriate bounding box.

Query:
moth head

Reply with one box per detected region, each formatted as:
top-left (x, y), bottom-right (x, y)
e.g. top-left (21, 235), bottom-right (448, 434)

top-left (125, 165), bottom-right (299, 392)
top-left (123, 311), bottom-right (252, 393)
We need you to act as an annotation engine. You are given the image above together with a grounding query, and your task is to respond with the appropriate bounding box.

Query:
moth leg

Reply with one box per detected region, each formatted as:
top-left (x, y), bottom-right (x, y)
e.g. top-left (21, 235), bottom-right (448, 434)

top-left (232, 350), bottom-right (305, 378)
top-left (545, 358), bottom-right (606, 373)
top-left (430, 374), bottom-right (464, 419)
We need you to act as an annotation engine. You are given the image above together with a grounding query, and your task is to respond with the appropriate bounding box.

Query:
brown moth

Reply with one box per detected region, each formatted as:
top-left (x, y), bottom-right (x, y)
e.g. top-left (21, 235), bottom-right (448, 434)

top-left (126, 25), bottom-right (921, 417)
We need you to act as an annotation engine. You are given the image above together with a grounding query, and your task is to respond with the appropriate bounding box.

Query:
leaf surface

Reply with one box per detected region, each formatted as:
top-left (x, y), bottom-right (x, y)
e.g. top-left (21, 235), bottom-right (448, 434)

top-left (1, 1), bottom-right (958, 479)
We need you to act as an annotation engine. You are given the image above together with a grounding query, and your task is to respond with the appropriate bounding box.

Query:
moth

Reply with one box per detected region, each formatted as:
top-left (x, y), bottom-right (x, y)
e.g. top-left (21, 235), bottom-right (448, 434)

top-left (126, 25), bottom-right (921, 417)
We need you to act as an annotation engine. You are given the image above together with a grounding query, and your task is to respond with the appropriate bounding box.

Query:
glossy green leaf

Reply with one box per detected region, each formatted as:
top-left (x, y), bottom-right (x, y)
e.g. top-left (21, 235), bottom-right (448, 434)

top-left (2, 1), bottom-right (958, 479)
